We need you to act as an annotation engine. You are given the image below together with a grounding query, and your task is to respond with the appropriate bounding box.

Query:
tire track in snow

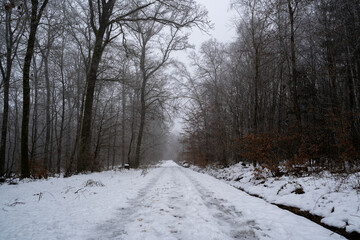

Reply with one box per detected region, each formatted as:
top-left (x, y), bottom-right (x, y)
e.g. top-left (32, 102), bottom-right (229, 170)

top-left (179, 168), bottom-right (260, 240)
top-left (89, 166), bottom-right (260, 240)
top-left (88, 167), bottom-right (166, 240)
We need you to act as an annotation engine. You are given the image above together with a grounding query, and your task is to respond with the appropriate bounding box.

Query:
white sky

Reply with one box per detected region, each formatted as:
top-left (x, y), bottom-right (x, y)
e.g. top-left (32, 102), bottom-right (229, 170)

top-left (190, 0), bottom-right (237, 48)
top-left (173, 0), bottom-right (237, 63)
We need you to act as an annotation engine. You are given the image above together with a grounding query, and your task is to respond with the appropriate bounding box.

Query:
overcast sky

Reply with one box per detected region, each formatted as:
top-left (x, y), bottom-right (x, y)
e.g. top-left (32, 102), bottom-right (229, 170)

top-left (190, 0), bottom-right (237, 48)
top-left (173, 0), bottom-right (237, 65)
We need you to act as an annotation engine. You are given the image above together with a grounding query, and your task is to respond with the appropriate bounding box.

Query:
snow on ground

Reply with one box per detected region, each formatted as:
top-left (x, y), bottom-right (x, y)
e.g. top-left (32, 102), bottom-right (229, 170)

top-left (0, 169), bottom-right (145, 240)
top-left (196, 163), bottom-right (360, 234)
top-left (157, 160), bottom-right (179, 167)
top-left (0, 161), bottom-right (346, 239)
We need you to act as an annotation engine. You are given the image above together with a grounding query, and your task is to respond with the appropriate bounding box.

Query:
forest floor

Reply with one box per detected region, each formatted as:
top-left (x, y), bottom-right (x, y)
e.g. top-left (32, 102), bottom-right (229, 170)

top-left (0, 160), bottom-right (346, 240)
top-left (195, 163), bottom-right (360, 238)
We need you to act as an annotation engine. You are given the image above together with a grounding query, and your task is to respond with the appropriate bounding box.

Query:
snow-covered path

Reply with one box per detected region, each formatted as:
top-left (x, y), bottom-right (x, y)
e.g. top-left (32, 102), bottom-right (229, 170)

top-left (91, 165), bottom-right (256, 239)
top-left (0, 161), bottom-right (346, 239)
top-left (89, 161), bottom-right (344, 240)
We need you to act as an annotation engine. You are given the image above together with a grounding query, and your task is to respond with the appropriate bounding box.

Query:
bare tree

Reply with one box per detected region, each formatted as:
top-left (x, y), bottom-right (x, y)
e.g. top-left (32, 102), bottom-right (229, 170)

top-left (20, 0), bottom-right (49, 178)
top-left (127, 15), bottom-right (192, 167)
top-left (180, 0), bottom-right (359, 173)
top-left (0, 2), bottom-right (25, 176)
top-left (77, 0), bottom-right (208, 171)
top-left (77, 0), bottom-right (163, 172)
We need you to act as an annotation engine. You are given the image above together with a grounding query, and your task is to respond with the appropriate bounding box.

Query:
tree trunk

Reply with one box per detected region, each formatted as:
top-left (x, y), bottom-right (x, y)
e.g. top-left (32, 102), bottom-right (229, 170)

top-left (0, 11), bottom-right (12, 176)
top-left (21, 0), bottom-right (49, 178)
top-left (57, 43), bottom-right (66, 174)
top-left (30, 57), bottom-right (39, 167)
top-left (121, 84), bottom-right (126, 167)
top-left (0, 0), bottom-right (24, 177)
top-left (134, 84), bottom-right (146, 169)
top-left (43, 52), bottom-right (51, 170)
top-left (134, 43), bottom-right (148, 168)
top-left (0, 61), bottom-right (10, 176)
top-left (112, 112), bottom-right (118, 169)
top-left (288, 0), bottom-right (302, 132)
top-left (127, 93), bottom-right (136, 165)
top-left (254, 48), bottom-right (259, 133)
top-left (77, 48), bottom-right (100, 172)
top-left (77, 0), bottom-right (115, 173)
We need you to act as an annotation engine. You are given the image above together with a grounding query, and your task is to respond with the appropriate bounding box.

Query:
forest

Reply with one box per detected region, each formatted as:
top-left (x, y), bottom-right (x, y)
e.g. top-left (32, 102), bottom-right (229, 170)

top-left (0, 0), bottom-right (359, 179)
top-left (179, 0), bottom-right (360, 176)
top-left (0, 0), bottom-right (208, 178)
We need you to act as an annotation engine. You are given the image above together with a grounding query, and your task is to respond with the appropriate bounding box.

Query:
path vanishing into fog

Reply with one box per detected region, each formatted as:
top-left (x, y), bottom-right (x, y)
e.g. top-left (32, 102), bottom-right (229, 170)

top-left (89, 161), bottom-right (344, 240)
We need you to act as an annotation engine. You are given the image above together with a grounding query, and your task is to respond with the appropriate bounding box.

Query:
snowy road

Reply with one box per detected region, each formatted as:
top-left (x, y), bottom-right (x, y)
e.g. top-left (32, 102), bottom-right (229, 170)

top-left (0, 160), bottom-right (346, 240)
top-left (89, 161), bottom-right (344, 240)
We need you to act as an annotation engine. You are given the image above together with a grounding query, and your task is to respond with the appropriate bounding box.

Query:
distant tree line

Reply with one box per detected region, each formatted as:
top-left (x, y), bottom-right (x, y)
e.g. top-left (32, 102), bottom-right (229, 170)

top-left (0, 0), bottom-right (208, 178)
top-left (179, 0), bottom-right (360, 175)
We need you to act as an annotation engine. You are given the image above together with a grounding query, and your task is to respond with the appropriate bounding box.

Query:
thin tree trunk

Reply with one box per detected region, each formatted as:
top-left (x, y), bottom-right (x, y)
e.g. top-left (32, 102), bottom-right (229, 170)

top-left (121, 84), bottom-right (126, 167)
top-left (134, 98), bottom-right (145, 168)
top-left (93, 97), bottom-right (109, 169)
top-left (254, 48), bottom-right (259, 133)
top-left (57, 45), bottom-right (66, 174)
top-left (43, 51), bottom-right (51, 170)
top-left (288, 0), bottom-right (302, 132)
top-left (66, 68), bottom-right (86, 176)
top-left (127, 93), bottom-right (136, 165)
top-left (112, 120), bottom-right (118, 169)
top-left (30, 57), bottom-right (39, 168)
top-left (1, 0), bottom-right (24, 177)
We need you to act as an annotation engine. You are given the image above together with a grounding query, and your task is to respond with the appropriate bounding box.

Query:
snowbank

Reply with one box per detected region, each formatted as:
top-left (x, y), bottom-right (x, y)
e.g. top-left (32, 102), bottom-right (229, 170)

top-left (197, 163), bottom-right (360, 235)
